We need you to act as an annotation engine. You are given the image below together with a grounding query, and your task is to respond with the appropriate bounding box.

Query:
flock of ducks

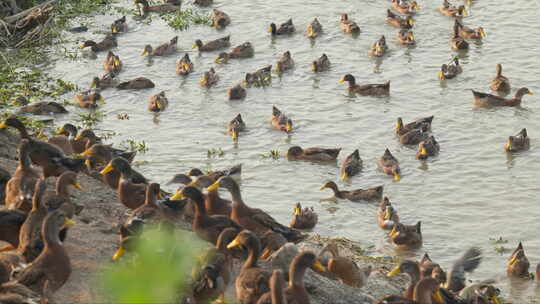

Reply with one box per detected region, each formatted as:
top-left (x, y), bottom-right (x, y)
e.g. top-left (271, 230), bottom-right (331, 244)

top-left (0, 0), bottom-right (538, 303)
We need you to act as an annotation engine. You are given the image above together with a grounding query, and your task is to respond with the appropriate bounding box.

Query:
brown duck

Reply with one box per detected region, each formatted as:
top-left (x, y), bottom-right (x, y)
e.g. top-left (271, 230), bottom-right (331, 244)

top-left (505, 128), bottom-right (529, 152)
top-left (90, 72), bottom-right (119, 90)
top-left (81, 144), bottom-right (139, 189)
top-left (18, 102), bottom-right (67, 115)
top-left (399, 124), bottom-right (429, 145)
top-left (215, 42), bottom-right (254, 63)
top-left (200, 68), bottom-right (219, 88)
top-left (368, 36), bottom-right (388, 57)
top-left (148, 91), bottom-right (168, 112)
top-left (16, 210), bottom-right (75, 294)
top-left (317, 243), bottom-right (372, 288)
top-left (135, 0), bottom-right (180, 13)
top-left (227, 230), bottom-right (270, 304)
top-left (245, 65), bottom-right (272, 87)
top-left (186, 174), bottom-right (232, 217)
top-left (181, 186), bottom-right (240, 245)
top-left (17, 179), bottom-right (47, 262)
top-left (100, 157), bottom-right (147, 210)
top-left (79, 34), bottom-right (117, 52)
top-left (312, 54), bottom-right (330, 72)
top-left (490, 64), bottom-right (511, 93)
top-left (141, 36), bottom-right (178, 56)
top-left (445, 247), bottom-right (482, 293)
top-left (439, 57), bottom-right (462, 80)
top-left (256, 270), bottom-right (286, 304)
top-left (4, 139), bottom-right (40, 212)
top-left (276, 51), bottom-right (294, 73)
top-left (228, 113), bottom-right (246, 142)
top-left (176, 53), bottom-right (194, 76)
top-left (75, 90), bottom-right (105, 108)
top-left (211, 8), bottom-right (230, 29)
top-left (269, 18), bottom-right (295, 36)
top-left (472, 87), bottom-right (533, 107)
top-left (287, 146), bottom-right (341, 162)
top-left (392, 0), bottom-right (419, 14)
top-left (389, 222), bottom-right (422, 250)
top-left (289, 203), bottom-right (318, 230)
top-left (507, 242), bottom-right (530, 277)
top-left (340, 13), bottom-right (360, 34)
top-left (340, 74), bottom-right (390, 96)
top-left (320, 181), bottom-right (383, 202)
top-left (374, 277), bottom-right (444, 304)
top-left (193, 35), bottom-right (231, 52)
top-left (450, 23), bottom-right (469, 50)
top-left (396, 116), bottom-right (433, 136)
top-left (103, 50), bottom-right (122, 74)
top-left (378, 149), bottom-right (401, 181)
top-left (439, 0), bottom-right (467, 17)
top-left (455, 19), bottom-right (485, 39)
top-left (306, 18), bottom-right (322, 38)
top-left (228, 84), bottom-right (247, 100)
top-left (416, 136), bottom-right (440, 160)
top-left (209, 176), bottom-right (304, 242)
top-left (340, 149), bottom-right (362, 180)
top-left (397, 29), bottom-right (415, 45)
top-left (387, 9), bottom-right (414, 29)
top-left (271, 106), bottom-right (293, 133)
top-left (116, 77), bottom-right (155, 90)
top-left (377, 197), bottom-right (400, 230)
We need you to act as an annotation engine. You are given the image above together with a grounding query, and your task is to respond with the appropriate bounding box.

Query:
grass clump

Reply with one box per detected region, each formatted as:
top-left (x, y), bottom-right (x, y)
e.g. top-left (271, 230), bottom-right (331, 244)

top-left (160, 9), bottom-right (211, 31)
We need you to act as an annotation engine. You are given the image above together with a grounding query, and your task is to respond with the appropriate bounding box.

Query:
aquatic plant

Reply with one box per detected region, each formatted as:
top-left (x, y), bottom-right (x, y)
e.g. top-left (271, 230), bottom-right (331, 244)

top-left (160, 9), bottom-right (211, 31)
top-left (207, 147), bottom-right (224, 158)
top-left (76, 111), bottom-right (104, 129)
top-left (260, 149), bottom-right (281, 160)
top-left (120, 139), bottom-right (149, 154)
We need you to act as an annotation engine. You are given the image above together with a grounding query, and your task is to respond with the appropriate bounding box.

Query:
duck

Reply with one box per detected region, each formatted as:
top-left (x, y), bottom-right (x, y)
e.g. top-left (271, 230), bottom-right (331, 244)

top-left (340, 13), bottom-right (360, 34)
top-left (397, 29), bottom-right (415, 45)
top-left (439, 0), bottom-right (467, 17)
top-left (74, 129), bottom-right (102, 153)
top-left (186, 164), bottom-right (242, 181)
top-left (176, 53), bottom-right (194, 76)
top-left (128, 183), bottom-right (169, 226)
top-left (193, 35), bottom-right (231, 52)
top-left (445, 247), bottom-right (482, 292)
top-left (459, 282), bottom-right (502, 304)
top-left (194, 0), bottom-right (212, 6)
top-left (439, 57), bottom-right (462, 80)
top-left (0, 261), bottom-right (41, 303)
top-left (374, 277), bottom-right (444, 304)
top-left (0, 117), bottom-right (85, 178)
top-left (110, 15), bottom-right (127, 34)
top-left (505, 128), bottom-right (529, 152)
top-left (103, 51), bottom-right (122, 74)
top-left (0, 208), bottom-right (26, 252)
top-left (455, 19), bottom-right (485, 39)
top-left (261, 231), bottom-right (288, 260)
top-left (472, 87), bottom-right (533, 107)
top-left (368, 35), bottom-right (388, 57)
top-left (256, 270), bottom-right (286, 304)
top-left (116, 77), bottom-right (155, 89)
top-left (418, 253), bottom-right (446, 284)
top-left (386, 260), bottom-right (422, 299)
top-left (271, 106), bottom-right (293, 133)
top-left (42, 171), bottom-right (83, 222)
top-left (79, 34), bottom-right (117, 52)
top-left (450, 22), bottom-right (469, 50)
top-left (179, 186), bottom-right (240, 245)
top-left (289, 203), bottom-right (317, 230)
top-left (198, 68), bottom-right (219, 89)
top-left (18, 101), bottom-right (68, 115)
top-left (340, 149), bottom-right (362, 180)
top-left (490, 64), bottom-right (511, 93)
top-left (395, 116), bottom-right (433, 136)
top-left (74, 90), bottom-right (105, 108)
top-left (228, 84), bottom-right (247, 100)
top-left (0, 168), bottom-right (10, 204)
top-left (185, 175), bottom-right (232, 217)
top-left (208, 176), bottom-right (305, 242)
top-left (4, 139), bottom-right (40, 212)
top-left (287, 146), bottom-right (341, 162)
top-left (189, 228), bottom-right (237, 304)
top-left (226, 230), bottom-right (270, 304)
top-left (339, 74), bottom-right (390, 96)
top-left (275, 51), bottom-right (294, 73)
top-left (312, 54), bottom-right (330, 72)
top-left (90, 72), bottom-right (119, 89)
top-left (100, 157), bottom-right (147, 209)
top-left (257, 251), bottom-right (326, 304)
top-left (317, 243), bottom-right (372, 288)
top-left (320, 181), bottom-right (383, 202)
top-left (389, 222), bottom-right (422, 250)
top-left (377, 197), bottom-right (400, 230)
top-left (306, 18), bottom-right (322, 38)
top-left (399, 124), bottom-right (429, 145)
top-left (378, 149), bottom-right (401, 181)
top-left (16, 179), bottom-right (47, 263)
top-left (215, 42), bottom-right (254, 63)
top-left (507, 242), bottom-right (529, 277)
top-left (148, 91), bottom-right (168, 112)
top-left (269, 18), bottom-right (295, 36)
top-left (15, 210), bottom-right (75, 294)
top-left (211, 8), bottom-right (230, 29)
top-left (80, 144), bottom-right (140, 189)
top-left (134, 0), bottom-right (180, 13)
top-left (392, 0), bottom-right (419, 14)
top-left (228, 113), bottom-right (246, 141)
top-left (54, 124), bottom-right (87, 154)
top-left (141, 36), bottom-right (178, 56)
top-left (387, 9), bottom-right (414, 29)
top-left (416, 136), bottom-right (440, 160)
top-left (245, 65), bottom-right (272, 87)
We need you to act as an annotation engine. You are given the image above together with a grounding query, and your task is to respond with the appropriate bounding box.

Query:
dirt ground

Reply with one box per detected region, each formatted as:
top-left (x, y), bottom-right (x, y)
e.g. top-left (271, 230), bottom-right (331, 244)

top-left (0, 128), bottom-right (407, 304)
